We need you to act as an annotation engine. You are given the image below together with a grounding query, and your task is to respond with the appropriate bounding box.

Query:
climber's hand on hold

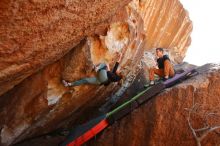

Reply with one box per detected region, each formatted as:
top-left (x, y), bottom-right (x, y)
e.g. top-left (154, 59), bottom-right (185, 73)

top-left (116, 52), bottom-right (122, 62)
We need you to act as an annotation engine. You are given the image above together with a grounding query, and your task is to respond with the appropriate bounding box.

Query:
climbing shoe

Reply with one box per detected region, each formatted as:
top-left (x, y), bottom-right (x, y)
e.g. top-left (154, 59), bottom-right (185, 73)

top-left (62, 80), bottom-right (70, 87)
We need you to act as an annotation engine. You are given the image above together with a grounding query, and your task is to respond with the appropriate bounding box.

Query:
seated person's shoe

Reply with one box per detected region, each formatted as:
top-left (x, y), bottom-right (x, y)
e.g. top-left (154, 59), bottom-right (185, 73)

top-left (149, 80), bottom-right (155, 86)
top-left (163, 76), bottom-right (169, 81)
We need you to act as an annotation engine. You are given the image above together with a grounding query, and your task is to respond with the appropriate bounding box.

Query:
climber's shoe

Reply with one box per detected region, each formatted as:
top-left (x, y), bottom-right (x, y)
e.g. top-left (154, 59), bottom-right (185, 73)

top-left (62, 80), bottom-right (70, 87)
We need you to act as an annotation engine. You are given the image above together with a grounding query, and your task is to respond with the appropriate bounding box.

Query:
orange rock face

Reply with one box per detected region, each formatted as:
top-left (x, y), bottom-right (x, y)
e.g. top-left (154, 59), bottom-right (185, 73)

top-left (130, 0), bottom-right (192, 63)
top-left (87, 64), bottom-right (220, 146)
top-left (0, 0), bottom-right (131, 96)
top-left (0, 0), bottom-right (193, 145)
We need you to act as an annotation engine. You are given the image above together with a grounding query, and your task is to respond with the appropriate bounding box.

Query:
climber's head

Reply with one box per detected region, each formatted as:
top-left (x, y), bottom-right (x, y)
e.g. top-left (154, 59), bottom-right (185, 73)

top-left (156, 48), bottom-right (164, 58)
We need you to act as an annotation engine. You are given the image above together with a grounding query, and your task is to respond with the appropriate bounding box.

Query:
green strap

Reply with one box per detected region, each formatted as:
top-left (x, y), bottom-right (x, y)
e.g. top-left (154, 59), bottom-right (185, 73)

top-left (107, 86), bottom-right (151, 117)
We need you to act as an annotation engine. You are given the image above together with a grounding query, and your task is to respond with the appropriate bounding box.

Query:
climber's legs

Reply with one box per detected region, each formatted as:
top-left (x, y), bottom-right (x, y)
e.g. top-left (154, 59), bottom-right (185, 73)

top-left (69, 77), bottom-right (101, 86)
top-left (96, 63), bottom-right (108, 71)
top-left (97, 69), bottom-right (108, 83)
top-left (63, 65), bottom-right (108, 87)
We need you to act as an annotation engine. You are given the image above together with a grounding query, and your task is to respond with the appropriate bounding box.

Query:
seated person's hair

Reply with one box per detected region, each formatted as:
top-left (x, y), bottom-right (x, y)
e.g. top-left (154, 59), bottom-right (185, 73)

top-left (156, 48), bottom-right (164, 52)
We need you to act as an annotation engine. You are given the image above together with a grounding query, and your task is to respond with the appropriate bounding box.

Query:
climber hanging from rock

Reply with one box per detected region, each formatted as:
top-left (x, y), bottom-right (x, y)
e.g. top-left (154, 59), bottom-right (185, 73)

top-left (148, 48), bottom-right (175, 85)
top-left (62, 52), bottom-right (123, 87)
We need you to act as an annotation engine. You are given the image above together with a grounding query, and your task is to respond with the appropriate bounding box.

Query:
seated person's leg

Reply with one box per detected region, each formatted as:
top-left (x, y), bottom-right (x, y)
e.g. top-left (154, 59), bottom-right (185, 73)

top-left (164, 60), bottom-right (174, 78)
top-left (169, 67), bottom-right (175, 77)
top-left (154, 69), bottom-right (164, 78)
top-left (149, 68), bottom-right (156, 81)
top-left (149, 68), bottom-right (164, 85)
top-left (149, 68), bottom-right (164, 80)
